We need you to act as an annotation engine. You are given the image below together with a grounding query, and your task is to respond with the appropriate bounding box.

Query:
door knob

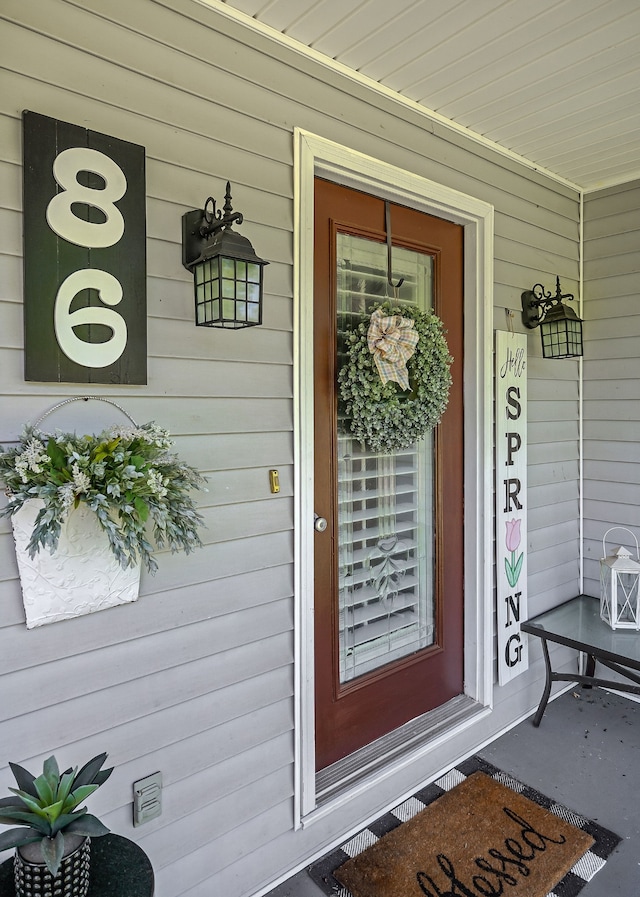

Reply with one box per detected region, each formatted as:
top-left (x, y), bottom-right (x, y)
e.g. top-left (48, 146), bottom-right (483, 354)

top-left (314, 514), bottom-right (328, 533)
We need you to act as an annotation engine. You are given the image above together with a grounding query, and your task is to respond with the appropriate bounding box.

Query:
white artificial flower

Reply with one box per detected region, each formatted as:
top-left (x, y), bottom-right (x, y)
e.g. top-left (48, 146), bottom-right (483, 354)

top-left (71, 463), bottom-right (91, 494)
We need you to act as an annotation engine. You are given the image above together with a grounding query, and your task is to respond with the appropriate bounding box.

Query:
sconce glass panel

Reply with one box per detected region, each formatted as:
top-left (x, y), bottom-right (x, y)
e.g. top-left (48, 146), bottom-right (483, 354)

top-left (194, 255), bottom-right (264, 329)
top-left (541, 317), bottom-right (583, 359)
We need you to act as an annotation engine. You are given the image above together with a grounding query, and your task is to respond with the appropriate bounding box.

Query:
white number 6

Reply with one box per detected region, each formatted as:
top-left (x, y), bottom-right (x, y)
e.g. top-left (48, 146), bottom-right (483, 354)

top-left (54, 269), bottom-right (127, 368)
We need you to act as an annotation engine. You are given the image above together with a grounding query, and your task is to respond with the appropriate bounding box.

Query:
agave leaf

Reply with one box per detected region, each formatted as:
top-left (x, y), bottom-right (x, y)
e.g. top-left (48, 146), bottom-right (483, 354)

top-left (0, 828), bottom-right (42, 852)
top-left (73, 754), bottom-right (110, 789)
top-left (0, 813), bottom-right (48, 834)
top-left (93, 768), bottom-right (113, 787)
top-left (64, 814), bottom-right (109, 838)
top-left (56, 771), bottom-right (76, 807)
top-left (33, 773), bottom-right (55, 807)
top-left (64, 784), bottom-right (98, 812)
top-left (40, 832), bottom-right (64, 877)
top-left (42, 756), bottom-right (60, 792)
top-left (0, 796), bottom-right (26, 810)
top-left (8, 763), bottom-right (38, 798)
top-left (40, 799), bottom-right (65, 825)
top-left (0, 806), bottom-right (49, 826)
top-left (7, 791), bottom-right (49, 818)
top-left (50, 809), bottom-right (87, 835)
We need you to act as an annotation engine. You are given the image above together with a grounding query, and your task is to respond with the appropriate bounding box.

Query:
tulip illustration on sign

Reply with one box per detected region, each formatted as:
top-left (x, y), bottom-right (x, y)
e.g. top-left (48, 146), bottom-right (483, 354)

top-left (505, 518), bottom-right (524, 588)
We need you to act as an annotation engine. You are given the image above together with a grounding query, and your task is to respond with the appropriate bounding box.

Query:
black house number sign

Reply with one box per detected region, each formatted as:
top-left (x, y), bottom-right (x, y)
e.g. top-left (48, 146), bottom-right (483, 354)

top-left (22, 111), bottom-right (147, 384)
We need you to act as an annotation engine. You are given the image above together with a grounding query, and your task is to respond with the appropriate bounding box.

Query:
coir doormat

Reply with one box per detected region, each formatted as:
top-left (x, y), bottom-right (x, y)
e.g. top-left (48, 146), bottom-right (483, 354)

top-left (309, 756), bottom-right (621, 897)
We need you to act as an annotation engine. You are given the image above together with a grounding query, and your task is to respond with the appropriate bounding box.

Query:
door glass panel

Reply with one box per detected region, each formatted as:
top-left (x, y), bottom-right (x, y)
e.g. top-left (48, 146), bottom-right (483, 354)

top-left (337, 233), bottom-right (435, 683)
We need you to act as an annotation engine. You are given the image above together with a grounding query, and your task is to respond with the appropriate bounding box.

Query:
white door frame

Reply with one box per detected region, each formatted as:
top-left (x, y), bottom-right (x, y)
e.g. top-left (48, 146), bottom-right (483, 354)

top-left (293, 128), bottom-right (495, 824)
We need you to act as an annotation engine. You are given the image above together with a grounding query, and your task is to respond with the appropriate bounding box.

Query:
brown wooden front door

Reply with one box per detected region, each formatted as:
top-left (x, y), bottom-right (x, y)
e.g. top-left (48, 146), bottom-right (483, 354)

top-left (314, 178), bottom-right (464, 771)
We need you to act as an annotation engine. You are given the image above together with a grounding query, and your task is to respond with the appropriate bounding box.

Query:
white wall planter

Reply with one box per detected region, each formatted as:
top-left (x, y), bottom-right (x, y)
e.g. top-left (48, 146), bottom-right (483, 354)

top-left (11, 498), bottom-right (140, 629)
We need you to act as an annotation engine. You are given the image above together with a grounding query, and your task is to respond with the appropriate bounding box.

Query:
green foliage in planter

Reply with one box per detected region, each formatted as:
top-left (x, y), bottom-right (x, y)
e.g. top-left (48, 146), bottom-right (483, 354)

top-left (0, 422), bottom-right (205, 573)
top-left (0, 753), bottom-right (113, 877)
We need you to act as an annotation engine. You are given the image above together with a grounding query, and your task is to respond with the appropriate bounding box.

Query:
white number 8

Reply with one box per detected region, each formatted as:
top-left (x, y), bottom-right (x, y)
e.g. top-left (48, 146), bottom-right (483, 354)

top-left (46, 147), bottom-right (126, 248)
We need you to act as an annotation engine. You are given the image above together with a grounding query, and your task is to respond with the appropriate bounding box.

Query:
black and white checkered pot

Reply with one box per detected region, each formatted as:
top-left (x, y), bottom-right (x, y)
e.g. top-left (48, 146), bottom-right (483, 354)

top-left (14, 836), bottom-right (90, 897)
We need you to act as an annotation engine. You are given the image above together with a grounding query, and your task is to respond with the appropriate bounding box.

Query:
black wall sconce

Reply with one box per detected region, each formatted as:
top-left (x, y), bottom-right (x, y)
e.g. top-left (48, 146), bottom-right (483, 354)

top-left (182, 182), bottom-right (268, 329)
top-left (521, 276), bottom-right (583, 359)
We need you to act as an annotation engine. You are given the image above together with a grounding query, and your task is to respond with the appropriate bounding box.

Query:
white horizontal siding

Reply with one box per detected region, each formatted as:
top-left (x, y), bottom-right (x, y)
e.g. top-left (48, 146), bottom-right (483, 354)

top-left (582, 179), bottom-right (640, 598)
top-left (0, 1), bottom-right (582, 895)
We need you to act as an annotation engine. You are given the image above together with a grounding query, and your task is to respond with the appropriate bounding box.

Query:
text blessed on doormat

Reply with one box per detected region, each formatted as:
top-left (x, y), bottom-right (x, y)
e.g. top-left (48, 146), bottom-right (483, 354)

top-left (334, 773), bottom-right (593, 897)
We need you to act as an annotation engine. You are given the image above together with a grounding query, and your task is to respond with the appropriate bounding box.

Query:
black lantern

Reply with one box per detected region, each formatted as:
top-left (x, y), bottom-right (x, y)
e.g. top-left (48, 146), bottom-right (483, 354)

top-left (521, 276), bottom-right (583, 359)
top-left (182, 182), bottom-right (268, 329)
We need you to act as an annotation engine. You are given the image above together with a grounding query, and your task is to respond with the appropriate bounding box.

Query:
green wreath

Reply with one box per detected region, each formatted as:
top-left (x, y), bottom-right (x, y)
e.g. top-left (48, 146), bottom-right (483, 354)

top-left (338, 302), bottom-right (453, 452)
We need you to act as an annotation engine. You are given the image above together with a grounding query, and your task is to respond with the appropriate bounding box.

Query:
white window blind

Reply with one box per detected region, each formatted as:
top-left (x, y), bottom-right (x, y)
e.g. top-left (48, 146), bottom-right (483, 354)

top-left (336, 235), bottom-right (436, 683)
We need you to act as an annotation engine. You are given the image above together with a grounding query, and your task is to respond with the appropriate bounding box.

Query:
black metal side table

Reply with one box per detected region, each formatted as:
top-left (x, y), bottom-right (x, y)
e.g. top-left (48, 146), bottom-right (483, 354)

top-left (0, 834), bottom-right (154, 897)
top-left (522, 593), bottom-right (640, 726)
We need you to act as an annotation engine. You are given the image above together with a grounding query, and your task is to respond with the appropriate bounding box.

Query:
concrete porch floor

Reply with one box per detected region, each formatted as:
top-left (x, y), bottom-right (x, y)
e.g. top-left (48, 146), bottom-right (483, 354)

top-left (266, 688), bottom-right (640, 896)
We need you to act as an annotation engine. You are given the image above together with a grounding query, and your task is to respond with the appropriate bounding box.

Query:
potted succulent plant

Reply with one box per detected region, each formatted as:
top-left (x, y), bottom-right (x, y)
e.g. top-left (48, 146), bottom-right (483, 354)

top-left (0, 753), bottom-right (112, 897)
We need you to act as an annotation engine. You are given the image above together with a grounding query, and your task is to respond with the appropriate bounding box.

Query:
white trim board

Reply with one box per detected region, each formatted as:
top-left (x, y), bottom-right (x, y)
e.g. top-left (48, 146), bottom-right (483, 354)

top-left (293, 128), bottom-right (495, 824)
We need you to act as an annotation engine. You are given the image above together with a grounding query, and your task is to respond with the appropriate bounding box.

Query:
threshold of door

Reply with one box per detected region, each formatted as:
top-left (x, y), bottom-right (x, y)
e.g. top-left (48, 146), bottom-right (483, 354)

top-left (315, 694), bottom-right (481, 806)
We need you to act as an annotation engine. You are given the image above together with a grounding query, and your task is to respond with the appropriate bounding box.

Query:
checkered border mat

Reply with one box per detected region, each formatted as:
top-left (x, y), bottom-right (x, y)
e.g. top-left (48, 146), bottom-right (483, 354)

top-left (308, 756), bottom-right (621, 897)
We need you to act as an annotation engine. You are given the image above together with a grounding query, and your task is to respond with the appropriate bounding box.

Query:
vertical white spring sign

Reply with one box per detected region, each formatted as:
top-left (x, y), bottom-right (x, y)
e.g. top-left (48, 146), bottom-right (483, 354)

top-left (496, 330), bottom-right (529, 685)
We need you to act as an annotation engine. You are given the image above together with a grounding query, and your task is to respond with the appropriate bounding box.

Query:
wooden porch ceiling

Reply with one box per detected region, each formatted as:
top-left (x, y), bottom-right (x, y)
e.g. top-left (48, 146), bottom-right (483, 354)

top-left (214, 0), bottom-right (640, 191)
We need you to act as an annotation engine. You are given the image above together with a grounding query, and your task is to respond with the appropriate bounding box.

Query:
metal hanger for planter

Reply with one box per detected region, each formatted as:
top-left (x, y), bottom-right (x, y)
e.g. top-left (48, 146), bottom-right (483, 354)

top-left (33, 396), bottom-right (137, 429)
top-left (385, 201), bottom-right (404, 291)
